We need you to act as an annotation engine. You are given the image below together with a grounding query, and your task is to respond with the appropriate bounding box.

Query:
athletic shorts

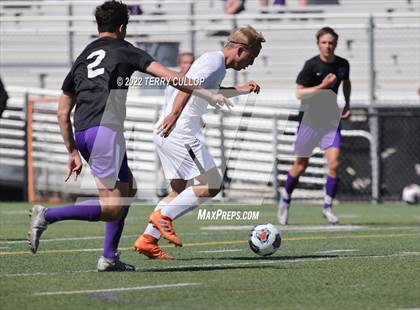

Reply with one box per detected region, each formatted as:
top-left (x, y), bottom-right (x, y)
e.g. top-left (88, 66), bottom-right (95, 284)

top-left (74, 125), bottom-right (129, 182)
top-left (293, 123), bottom-right (341, 157)
top-left (154, 133), bottom-right (216, 180)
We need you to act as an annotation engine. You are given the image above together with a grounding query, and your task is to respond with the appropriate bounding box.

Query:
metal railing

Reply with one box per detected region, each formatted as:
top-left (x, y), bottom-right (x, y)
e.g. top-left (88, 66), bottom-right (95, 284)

top-left (2, 86), bottom-right (419, 202)
top-left (0, 2), bottom-right (419, 202)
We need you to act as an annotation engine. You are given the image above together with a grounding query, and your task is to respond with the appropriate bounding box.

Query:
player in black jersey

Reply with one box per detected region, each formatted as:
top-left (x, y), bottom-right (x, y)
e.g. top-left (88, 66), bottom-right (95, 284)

top-left (27, 0), bottom-right (230, 271)
top-left (278, 27), bottom-right (352, 225)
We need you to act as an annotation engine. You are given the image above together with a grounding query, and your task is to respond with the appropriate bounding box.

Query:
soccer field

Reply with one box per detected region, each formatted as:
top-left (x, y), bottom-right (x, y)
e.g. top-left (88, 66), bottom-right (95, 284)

top-left (1, 202), bottom-right (419, 310)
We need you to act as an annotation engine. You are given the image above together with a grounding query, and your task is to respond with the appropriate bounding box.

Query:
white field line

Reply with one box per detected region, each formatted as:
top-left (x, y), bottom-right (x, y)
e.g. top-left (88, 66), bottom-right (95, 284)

top-left (34, 282), bottom-right (202, 296)
top-left (141, 252), bottom-right (420, 270)
top-left (3, 252), bottom-right (420, 279)
top-left (2, 270), bottom-right (96, 278)
top-left (401, 252), bottom-right (420, 255)
top-left (367, 226), bottom-right (420, 231)
top-left (201, 225), bottom-right (367, 232)
top-left (79, 248), bottom-right (103, 252)
top-left (0, 258), bottom-right (333, 278)
top-left (198, 249), bottom-right (243, 253)
top-left (0, 232), bottom-right (215, 245)
top-left (0, 257), bottom-right (335, 279)
top-left (1, 226), bottom-right (417, 246)
top-left (339, 214), bottom-right (361, 218)
top-left (200, 225), bottom-right (420, 232)
top-left (364, 253), bottom-right (420, 259)
top-left (141, 257), bottom-right (336, 271)
top-left (0, 236), bottom-right (119, 245)
top-left (314, 249), bottom-right (358, 254)
top-left (0, 211), bottom-right (29, 215)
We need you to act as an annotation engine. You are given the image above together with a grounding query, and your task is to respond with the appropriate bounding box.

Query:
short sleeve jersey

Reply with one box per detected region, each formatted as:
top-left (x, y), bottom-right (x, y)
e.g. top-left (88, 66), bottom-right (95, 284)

top-left (61, 37), bottom-right (154, 131)
top-left (296, 55), bottom-right (350, 94)
top-left (161, 51), bottom-right (226, 137)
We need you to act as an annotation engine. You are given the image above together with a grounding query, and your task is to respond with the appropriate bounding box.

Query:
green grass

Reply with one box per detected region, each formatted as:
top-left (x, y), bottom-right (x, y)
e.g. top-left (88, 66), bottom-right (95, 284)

top-left (0, 202), bottom-right (419, 310)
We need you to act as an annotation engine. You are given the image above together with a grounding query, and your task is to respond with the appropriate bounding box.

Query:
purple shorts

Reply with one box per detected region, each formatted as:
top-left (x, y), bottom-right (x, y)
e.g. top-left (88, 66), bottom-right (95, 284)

top-left (75, 126), bottom-right (129, 182)
top-left (293, 123), bottom-right (341, 157)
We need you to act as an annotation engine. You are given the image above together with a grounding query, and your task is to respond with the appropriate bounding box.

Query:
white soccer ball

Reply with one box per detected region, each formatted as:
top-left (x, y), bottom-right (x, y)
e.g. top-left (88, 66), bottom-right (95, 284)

top-left (249, 223), bottom-right (282, 256)
top-left (402, 184), bottom-right (420, 204)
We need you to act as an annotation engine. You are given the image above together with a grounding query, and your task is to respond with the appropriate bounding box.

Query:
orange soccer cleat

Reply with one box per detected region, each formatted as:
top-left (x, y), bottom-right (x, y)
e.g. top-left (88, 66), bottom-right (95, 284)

top-left (132, 234), bottom-right (173, 260)
top-left (148, 210), bottom-right (183, 247)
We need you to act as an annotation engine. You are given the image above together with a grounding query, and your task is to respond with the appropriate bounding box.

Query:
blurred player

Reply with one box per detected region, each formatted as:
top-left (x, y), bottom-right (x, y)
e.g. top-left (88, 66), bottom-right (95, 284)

top-left (278, 27), bottom-right (351, 225)
top-left (164, 52), bottom-right (195, 103)
top-left (133, 25), bottom-right (265, 259)
top-left (27, 0), bottom-right (230, 271)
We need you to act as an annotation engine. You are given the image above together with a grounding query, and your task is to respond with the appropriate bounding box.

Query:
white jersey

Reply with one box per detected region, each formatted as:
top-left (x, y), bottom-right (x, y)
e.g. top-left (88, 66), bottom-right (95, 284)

top-left (163, 85), bottom-right (176, 111)
top-left (159, 51), bottom-right (226, 138)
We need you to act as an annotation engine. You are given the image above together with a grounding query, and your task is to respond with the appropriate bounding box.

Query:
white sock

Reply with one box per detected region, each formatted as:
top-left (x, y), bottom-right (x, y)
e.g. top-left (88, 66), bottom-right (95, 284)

top-left (143, 200), bottom-right (166, 239)
top-left (161, 187), bottom-right (201, 220)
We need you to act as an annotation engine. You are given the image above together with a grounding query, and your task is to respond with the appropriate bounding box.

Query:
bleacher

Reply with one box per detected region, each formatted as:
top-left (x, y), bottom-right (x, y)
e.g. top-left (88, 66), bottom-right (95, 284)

top-left (1, 0), bottom-right (419, 98)
top-left (0, 0), bottom-right (419, 202)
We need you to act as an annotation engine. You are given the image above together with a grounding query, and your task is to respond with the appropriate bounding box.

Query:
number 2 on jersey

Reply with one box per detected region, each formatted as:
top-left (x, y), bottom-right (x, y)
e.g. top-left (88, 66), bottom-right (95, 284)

top-left (87, 50), bottom-right (106, 78)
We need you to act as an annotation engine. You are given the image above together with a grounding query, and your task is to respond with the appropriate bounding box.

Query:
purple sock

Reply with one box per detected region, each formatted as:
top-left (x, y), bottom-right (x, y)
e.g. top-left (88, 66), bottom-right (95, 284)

top-left (282, 173), bottom-right (299, 203)
top-left (102, 207), bottom-right (129, 259)
top-left (324, 176), bottom-right (339, 209)
top-left (44, 200), bottom-right (101, 224)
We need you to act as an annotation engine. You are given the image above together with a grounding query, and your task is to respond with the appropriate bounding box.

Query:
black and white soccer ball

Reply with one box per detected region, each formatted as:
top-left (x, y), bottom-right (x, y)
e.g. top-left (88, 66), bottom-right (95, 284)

top-left (248, 223), bottom-right (281, 256)
top-left (402, 184), bottom-right (420, 204)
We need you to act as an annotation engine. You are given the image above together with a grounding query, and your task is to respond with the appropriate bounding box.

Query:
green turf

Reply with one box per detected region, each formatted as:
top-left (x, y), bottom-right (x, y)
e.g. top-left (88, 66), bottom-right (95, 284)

top-left (0, 202), bottom-right (419, 310)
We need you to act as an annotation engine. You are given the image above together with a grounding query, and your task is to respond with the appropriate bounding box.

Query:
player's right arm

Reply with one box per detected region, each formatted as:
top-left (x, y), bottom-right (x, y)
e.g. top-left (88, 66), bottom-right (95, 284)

top-left (157, 90), bottom-right (192, 137)
top-left (57, 91), bottom-right (82, 181)
top-left (295, 73), bottom-right (336, 100)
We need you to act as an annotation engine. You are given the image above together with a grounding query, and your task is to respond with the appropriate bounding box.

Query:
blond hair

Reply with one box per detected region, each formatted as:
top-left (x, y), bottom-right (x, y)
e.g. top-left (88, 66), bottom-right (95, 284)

top-left (226, 25), bottom-right (265, 49)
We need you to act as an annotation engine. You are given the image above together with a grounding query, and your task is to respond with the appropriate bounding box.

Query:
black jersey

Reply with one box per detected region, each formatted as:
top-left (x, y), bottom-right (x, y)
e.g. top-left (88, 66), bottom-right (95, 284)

top-left (296, 55), bottom-right (350, 94)
top-left (61, 36), bottom-right (154, 131)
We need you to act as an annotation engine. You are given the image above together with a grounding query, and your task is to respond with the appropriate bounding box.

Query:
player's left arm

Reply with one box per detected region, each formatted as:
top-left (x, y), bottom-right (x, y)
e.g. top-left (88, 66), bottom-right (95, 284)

top-left (219, 81), bottom-right (261, 98)
top-left (57, 91), bottom-right (82, 181)
top-left (341, 79), bottom-right (351, 119)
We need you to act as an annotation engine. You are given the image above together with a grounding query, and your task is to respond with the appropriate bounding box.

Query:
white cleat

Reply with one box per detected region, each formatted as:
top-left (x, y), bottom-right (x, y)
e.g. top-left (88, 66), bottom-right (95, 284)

top-left (97, 255), bottom-right (136, 272)
top-left (277, 189), bottom-right (290, 225)
top-left (322, 207), bottom-right (339, 224)
top-left (277, 205), bottom-right (289, 225)
top-left (27, 205), bottom-right (48, 253)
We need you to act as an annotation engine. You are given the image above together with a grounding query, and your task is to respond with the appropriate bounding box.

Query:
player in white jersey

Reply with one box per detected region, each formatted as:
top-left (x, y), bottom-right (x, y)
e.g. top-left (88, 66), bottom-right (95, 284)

top-left (133, 25), bottom-right (265, 259)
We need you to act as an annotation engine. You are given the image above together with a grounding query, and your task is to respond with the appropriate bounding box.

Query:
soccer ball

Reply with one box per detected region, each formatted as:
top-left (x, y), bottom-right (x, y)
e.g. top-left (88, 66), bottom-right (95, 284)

top-left (402, 184), bottom-right (420, 204)
top-left (249, 223), bottom-right (281, 256)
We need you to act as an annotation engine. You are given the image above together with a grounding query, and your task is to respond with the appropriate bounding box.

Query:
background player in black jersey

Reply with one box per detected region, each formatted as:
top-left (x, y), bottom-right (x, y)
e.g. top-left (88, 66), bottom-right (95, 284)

top-left (278, 27), bottom-right (351, 225)
top-left (27, 0), bottom-right (231, 271)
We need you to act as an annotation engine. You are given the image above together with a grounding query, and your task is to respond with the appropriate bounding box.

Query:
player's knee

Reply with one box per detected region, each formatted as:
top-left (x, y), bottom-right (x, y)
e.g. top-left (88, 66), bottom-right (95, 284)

top-left (171, 180), bottom-right (188, 194)
top-left (208, 187), bottom-right (221, 198)
top-left (328, 159), bottom-right (340, 172)
top-left (111, 206), bottom-right (126, 220)
top-left (167, 191), bottom-right (179, 200)
top-left (128, 171), bottom-right (137, 197)
top-left (295, 162), bottom-right (308, 174)
top-left (193, 185), bottom-right (220, 198)
top-left (101, 204), bottom-right (125, 220)
top-left (129, 186), bottom-right (137, 198)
